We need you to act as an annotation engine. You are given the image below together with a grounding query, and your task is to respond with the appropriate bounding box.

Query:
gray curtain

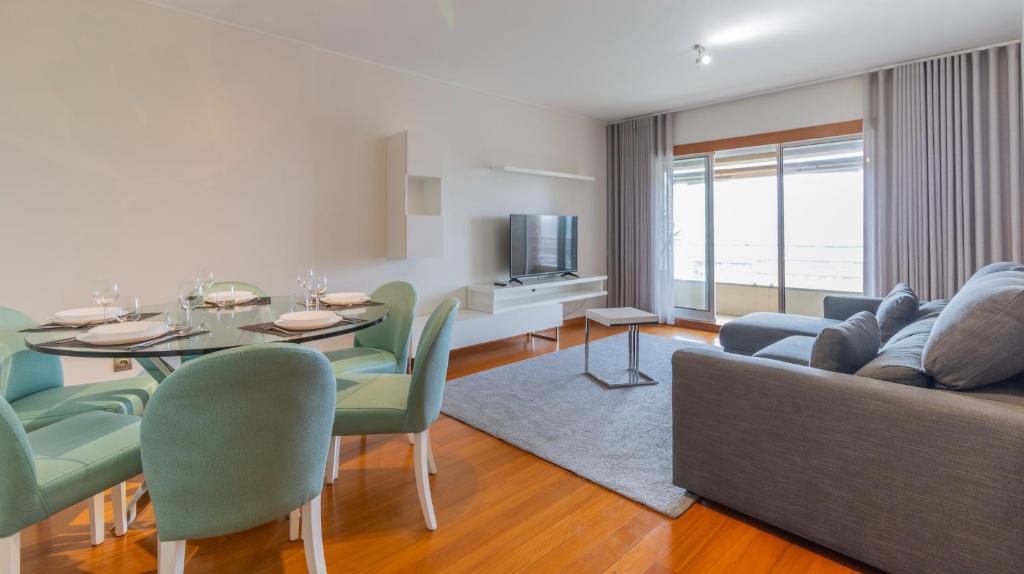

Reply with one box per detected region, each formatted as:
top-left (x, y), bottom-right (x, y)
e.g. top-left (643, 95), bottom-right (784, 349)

top-left (607, 113), bottom-right (675, 322)
top-left (865, 42), bottom-right (1024, 299)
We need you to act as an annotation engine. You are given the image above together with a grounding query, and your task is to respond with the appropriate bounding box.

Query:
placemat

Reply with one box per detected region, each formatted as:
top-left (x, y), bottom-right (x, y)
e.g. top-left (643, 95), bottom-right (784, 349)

top-left (20, 312), bottom-right (163, 333)
top-left (317, 300), bottom-right (383, 310)
top-left (195, 296), bottom-right (272, 310)
top-left (239, 318), bottom-right (367, 337)
top-left (31, 329), bottom-right (210, 351)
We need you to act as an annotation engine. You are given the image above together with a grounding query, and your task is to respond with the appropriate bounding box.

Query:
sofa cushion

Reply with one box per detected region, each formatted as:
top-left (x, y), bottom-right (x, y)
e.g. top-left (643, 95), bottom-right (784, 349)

top-left (876, 283), bottom-right (918, 342)
top-left (965, 261), bottom-right (1024, 286)
top-left (923, 269), bottom-right (1024, 390)
top-left (753, 336), bottom-right (814, 366)
top-left (855, 318), bottom-right (935, 387)
top-left (914, 299), bottom-right (948, 321)
top-left (810, 311), bottom-right (881, 374)
top-left (719, 312), bottom-right (839, 355)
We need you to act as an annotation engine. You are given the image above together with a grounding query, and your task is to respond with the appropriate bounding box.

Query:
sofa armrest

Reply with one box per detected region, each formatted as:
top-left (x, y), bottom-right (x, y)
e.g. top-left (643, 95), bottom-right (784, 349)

top-left (822, 294), bottom-right (882, 320)
top-left (672, 347), bottom-right (1024, 574)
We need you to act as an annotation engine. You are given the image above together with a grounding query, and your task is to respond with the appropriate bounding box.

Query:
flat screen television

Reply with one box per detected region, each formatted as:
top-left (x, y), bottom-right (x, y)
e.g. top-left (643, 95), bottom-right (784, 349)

top-left (509, 214), bottom-right (578, 280)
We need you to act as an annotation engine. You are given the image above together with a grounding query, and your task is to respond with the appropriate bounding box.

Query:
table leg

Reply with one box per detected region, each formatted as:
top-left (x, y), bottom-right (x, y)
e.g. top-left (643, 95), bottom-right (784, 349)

top-left (584, 318), bottom-right (590, 373)
top-left (136, 357), bottom-right (175, 383)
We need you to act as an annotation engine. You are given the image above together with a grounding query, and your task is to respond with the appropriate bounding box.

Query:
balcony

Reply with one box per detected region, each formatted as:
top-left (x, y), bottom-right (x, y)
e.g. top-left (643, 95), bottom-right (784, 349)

top-left (674, 279), bottom-right (860, 319)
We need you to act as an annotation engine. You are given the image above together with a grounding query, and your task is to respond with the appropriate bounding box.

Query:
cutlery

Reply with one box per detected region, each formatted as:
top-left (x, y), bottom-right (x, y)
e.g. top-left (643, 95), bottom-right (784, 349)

top-left (267, 324), bottom-right (300, 336)
top-left (127, 329), bottom-right (209, 350)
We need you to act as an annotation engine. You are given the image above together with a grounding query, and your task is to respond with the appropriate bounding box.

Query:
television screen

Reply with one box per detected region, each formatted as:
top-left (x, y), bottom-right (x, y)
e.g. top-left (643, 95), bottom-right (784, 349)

top-left (509, 214), bottom-right (578, 279)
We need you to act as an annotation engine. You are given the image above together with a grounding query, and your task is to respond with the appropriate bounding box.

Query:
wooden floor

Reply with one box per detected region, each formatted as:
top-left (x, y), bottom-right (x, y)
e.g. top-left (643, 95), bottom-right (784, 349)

top-left (21, 321), bottom-right (874, 573)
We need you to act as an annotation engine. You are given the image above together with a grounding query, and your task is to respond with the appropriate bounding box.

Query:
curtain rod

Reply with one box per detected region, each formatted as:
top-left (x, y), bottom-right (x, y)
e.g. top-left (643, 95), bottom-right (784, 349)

top-left (609, 39), bottom-right (1022, 125)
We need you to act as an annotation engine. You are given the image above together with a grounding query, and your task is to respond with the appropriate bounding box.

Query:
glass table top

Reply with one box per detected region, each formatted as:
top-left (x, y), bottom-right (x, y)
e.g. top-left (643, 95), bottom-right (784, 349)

top-left (24, 297), bottom-right (388, 359)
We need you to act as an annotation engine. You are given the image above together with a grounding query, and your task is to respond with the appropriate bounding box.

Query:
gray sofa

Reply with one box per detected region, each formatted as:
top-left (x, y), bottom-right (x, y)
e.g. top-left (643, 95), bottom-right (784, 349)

top-left (672, 266), bottom-right (1024, 574)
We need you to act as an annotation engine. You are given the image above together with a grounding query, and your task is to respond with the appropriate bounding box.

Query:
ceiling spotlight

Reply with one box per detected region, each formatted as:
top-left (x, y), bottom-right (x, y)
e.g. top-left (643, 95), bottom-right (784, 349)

top-left (694, 44), bottom-right (711, 68)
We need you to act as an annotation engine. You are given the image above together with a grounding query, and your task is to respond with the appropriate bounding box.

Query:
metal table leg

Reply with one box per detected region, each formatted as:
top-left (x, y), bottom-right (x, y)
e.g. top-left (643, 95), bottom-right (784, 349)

top-left (584, 321), bottom-right (657, 388)
top-left (124, 356), bottom-right (179, 525)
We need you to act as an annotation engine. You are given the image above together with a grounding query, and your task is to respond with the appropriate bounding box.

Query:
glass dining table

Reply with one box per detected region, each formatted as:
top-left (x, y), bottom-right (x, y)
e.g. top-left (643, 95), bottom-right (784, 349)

top-left (25, 296), bottom-right (389, 381)
top-left (23, 296), bottom-right (388, 522)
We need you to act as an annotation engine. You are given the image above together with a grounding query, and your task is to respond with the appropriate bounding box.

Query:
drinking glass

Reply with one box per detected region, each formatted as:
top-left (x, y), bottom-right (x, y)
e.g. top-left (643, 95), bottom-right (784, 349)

top-left (178, 281), bottom-right (206, 328)
top-left (91, 280), bottom-right (120, 323)
top-left (216, 285), bottom-right (236, 309)
top-left (118, 296), bottom-right (141, 322)
top-left (197, 271), bottom-right (215, 290)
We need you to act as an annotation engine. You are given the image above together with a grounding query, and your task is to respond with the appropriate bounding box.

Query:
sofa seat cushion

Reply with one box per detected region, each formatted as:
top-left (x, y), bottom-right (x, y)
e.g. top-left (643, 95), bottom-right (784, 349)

top-left (29, 411), bottom-right (142, 514)
top-left (923, 268), bottom-right (1024, 390)
top-left (720, 312), bottom-right (840, 355)
top-left (810, 311), bottom-right (881, 374)
top-left (752, 336), bottom-right (814, 366)
top-left (12, 375), bottom-right (158, 432)
top-left (856, 318), bottom-right (935, 388)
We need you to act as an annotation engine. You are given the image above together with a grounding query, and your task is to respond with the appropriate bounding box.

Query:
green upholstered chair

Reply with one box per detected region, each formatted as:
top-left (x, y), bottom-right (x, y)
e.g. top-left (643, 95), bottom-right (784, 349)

top-left (324, 298), bottom-right (459, 531)
top-left (323, 281), bottom-right (416, 375)
top-left (0, 306), bottom-right (157, 432)
top-left (206, 281), bottom-right (266, 297)
top-left (140, 344), bottom-right (335, 574)
top-left (0, 397), bottom-right (142, 573)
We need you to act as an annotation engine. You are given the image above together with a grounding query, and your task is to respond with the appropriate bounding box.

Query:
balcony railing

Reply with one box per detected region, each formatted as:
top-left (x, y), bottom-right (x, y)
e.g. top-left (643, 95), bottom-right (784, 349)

top-left (674, 279), bottom-right (861, 318)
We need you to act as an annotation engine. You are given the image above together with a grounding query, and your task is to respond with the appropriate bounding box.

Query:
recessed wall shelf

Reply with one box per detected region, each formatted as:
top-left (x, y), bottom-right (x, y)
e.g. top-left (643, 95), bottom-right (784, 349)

top-left (491, 165), bottom-right (595, 182)
top-left (387, 131), bottom-right (443, 259)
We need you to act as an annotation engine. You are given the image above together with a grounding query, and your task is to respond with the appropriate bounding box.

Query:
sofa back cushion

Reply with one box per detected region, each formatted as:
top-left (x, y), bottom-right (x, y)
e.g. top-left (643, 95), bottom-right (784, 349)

top-left (855, 318), bottom-right (935, 387)
top-left (965, 261), bottom-right (1024, 286)
top-left (922, 268), bottom-right (1024, 390)
top-left (876, 283), bottom-right (919, 342)
top-left (810, 311), bottom-right (881, 374)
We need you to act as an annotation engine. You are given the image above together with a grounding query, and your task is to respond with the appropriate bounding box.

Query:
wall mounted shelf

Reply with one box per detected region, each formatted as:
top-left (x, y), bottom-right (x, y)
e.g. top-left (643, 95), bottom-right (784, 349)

top-left (387, 131), bottom-right (443, 259)
top-left (491, 165), bottom-right (595, 182)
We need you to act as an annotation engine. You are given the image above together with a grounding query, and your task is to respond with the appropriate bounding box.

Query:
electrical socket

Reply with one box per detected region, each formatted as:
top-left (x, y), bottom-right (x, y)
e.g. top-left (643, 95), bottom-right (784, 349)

top-left (113, 358), bottom-right (132, 373)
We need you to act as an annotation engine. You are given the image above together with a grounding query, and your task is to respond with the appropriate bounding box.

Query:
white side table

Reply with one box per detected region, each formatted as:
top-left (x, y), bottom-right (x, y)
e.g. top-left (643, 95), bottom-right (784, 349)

top-left (584, 307), bottom-right (660, 388)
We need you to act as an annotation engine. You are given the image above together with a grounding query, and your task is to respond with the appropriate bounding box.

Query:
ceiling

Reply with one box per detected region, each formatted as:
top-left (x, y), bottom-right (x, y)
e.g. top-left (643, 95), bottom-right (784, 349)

top-left (148, 0), bottom-right (1023, 121)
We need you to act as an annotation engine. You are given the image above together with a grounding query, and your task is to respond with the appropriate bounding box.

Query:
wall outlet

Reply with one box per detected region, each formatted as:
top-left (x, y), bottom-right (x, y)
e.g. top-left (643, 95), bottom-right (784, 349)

top-left (113, 358), bottom-right (133, 373)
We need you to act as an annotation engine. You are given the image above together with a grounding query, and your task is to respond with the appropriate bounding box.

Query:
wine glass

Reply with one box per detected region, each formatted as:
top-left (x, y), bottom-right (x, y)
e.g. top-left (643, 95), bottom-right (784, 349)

top-left (314, 273), bottom-right (328, 310)
top-left (216, 285), bottom-right (236, 309)
top-left (92, 280), bottom-right (120, 323)
top-left (177, 281), bottom-right (206, 328)
top-left (197, 271), bottom-right (215, 291)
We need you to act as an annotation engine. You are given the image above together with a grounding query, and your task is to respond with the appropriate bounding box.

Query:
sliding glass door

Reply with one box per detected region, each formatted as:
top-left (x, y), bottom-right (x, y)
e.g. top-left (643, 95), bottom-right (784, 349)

top-left (672, 156), bottom-right (714, 321)
top-left (672, 134), bottom-right (864, 321)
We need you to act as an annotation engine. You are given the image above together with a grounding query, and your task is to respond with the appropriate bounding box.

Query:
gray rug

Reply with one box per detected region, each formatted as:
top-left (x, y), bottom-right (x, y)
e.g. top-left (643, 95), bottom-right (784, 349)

top-left (441, 332), bottom-right (704, 517)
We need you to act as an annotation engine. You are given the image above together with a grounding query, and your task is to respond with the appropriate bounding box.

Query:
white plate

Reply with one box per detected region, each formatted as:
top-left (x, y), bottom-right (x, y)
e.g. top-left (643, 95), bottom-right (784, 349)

top-left (275, 310), bottom-right (342, 331)
top-left (321, 292), bottom-right (370, 306)
top-left (205, 291), bottom-right (257, 304)
top-left (52, 306), bottom-right (124, 326)
top-left (78, 321), bottom-right (172, 346)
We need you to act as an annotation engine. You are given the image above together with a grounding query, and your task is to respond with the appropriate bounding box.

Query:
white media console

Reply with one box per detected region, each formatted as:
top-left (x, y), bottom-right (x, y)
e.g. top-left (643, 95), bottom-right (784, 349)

top-left (410, 275), bottom-right (607, 355)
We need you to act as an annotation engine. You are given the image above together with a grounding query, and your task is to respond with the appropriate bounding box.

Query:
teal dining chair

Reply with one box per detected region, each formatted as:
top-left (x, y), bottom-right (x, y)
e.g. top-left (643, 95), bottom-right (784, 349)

top-left (323, 281), bottom-right (416, 375)
top-left (206, 281), bottom-right (267, 297)
top-left (140, 344), bottom-right (336, 574)
top-left (0, 397), bottom-right (142, 573)
top-left (321, 298), bottom-right (459, 530)
top-left (0, 306), bottom-right (157, 432)
top-left (322, 281), bottom-right (417, 484)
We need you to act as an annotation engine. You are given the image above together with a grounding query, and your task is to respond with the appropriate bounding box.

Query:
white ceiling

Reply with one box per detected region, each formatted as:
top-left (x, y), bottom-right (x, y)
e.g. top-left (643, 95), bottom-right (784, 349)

top-left (148, 0), bottom-right (1023, 121)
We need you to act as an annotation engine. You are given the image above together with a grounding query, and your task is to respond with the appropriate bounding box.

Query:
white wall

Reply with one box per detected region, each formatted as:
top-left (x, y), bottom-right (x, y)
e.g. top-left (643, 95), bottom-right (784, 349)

top-left (673, 77), bottom-right (863, 144)
top-left (0, 0), bottom-right (606, 381)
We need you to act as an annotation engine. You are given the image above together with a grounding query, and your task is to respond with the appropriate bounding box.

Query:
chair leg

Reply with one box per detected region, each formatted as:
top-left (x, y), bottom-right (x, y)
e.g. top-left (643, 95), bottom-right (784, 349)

top-left (301, 494), bottom-right (327, 574)
top-left (324, 436), bottom-right (340, 485)
top-left (425, 429), bottom-right (437, 475)
top-left (88, 492), bottom-right (105, 545)
top-left (412, 432), bottom-right (437, 530)
top-left (111, 482), bottom-right (128, 536)
top-left (289, 508), bottom-right (302, 542)
top-left (157, 539), bottom-right (186, 574)
top-left (0, 532), bottom-right (18, 574)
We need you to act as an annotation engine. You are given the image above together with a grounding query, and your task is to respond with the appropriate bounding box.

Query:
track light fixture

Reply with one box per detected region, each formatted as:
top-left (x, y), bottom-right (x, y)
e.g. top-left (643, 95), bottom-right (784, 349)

top-left (694, 44), bottom-right (711, 68)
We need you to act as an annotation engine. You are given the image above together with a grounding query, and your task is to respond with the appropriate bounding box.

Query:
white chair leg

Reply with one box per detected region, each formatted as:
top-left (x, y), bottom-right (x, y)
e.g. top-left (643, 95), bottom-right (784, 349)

top-left (111, 482), bottom-right (128, 536)
top-left (425, 429), bottom-right (437, 475)
top-left (412, 432), bottom-right (437, 530)
top-left (301, 495), bottom-right (327, 574)
top-left (0, 532), bottom-right (18, 574)
top-left (407, 433), bottom-right (414, 445)
top-left (157, 539), bottom-right (186, 574)
top-left (324, 436), bottom-right (340, 485)
top-left (88, 492), bottom-right (105, 545)
top-left (289, 508), bottom-right (302, 542)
